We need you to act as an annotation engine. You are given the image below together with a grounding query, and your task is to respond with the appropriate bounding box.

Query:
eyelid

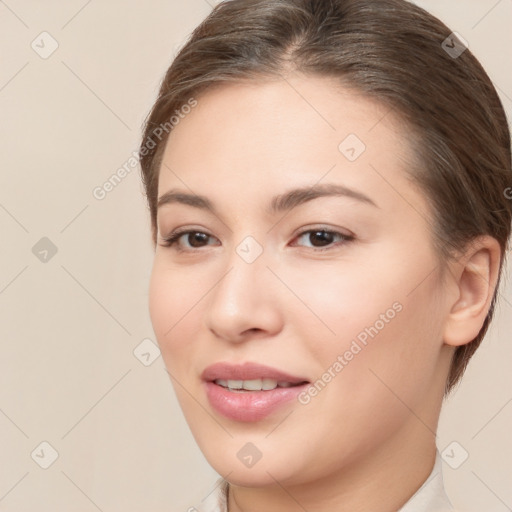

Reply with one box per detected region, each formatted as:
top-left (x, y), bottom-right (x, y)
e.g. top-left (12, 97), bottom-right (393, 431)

top-left (159, 227), bottom-right (219, 250)
top-left (292, 223), bottom-right (355, 239)
top-left (291, 227), bottom-right (354, 252)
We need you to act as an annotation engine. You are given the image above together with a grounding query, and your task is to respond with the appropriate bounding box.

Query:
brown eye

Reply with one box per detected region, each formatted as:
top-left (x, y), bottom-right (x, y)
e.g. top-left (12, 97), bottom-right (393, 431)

top-left (185, 232), bottom-right (210, 247)
top-left (294, 229), bottom-right (354, 251)
top-left (161, 230), bottom-right (218, 251)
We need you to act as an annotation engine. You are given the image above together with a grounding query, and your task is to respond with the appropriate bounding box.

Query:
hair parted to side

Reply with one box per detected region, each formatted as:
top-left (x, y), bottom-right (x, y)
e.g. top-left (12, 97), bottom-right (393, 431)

top-left (139, 0), bottom-right (512, 394)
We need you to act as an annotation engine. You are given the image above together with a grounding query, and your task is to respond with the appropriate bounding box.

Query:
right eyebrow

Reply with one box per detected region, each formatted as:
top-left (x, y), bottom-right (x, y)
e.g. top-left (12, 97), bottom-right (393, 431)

top-left (157, 190), bottom-right (217, 214)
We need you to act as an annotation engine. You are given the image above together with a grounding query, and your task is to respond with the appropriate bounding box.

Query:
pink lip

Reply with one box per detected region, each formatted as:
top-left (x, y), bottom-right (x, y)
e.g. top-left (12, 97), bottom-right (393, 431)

top-left (201, 362), bottom-right (308, 383)
top-left (202, 362), bottom-right (310, 422)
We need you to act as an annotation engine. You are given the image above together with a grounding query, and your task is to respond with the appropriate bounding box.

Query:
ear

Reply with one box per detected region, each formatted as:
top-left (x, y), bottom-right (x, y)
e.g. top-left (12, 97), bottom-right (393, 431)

top-left (443, 236), bottom-right (502, 347)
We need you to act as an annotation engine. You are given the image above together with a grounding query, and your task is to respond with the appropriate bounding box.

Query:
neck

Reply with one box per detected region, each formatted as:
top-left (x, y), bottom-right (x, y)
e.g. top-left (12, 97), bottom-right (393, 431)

top-left (227, 420), bottom-right (439, 512)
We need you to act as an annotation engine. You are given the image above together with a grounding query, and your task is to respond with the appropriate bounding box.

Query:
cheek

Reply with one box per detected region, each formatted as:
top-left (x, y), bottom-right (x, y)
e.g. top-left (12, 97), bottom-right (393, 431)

top-left (148, 262), bottom-right (173, 340)
top-left (292, 250), bottom-right (444, 403)
top-left (286, 274), bottom-right (443, 471)
top-left (148, 260), bottom-right (200, 367)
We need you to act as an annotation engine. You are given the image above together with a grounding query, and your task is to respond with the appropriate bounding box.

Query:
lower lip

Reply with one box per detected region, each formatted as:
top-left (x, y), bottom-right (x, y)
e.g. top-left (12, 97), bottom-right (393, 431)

top-left (204, 381), bottom-right (309, 422)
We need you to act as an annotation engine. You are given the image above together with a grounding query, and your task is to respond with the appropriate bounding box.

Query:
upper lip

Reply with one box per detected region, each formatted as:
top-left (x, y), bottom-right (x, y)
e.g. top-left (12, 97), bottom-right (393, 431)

top-left (201, 362), bottom-right (309, 384)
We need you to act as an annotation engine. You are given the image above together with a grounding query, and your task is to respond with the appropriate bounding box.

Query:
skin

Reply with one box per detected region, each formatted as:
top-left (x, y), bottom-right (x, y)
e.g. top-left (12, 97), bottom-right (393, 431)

top-left (148, 73), bottom-right (500, 512)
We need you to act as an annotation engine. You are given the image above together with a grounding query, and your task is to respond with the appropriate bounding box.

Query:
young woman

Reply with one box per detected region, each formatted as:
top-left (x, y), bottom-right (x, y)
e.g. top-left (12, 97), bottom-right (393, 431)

top-left (139, 0), bottom-right (511, 510)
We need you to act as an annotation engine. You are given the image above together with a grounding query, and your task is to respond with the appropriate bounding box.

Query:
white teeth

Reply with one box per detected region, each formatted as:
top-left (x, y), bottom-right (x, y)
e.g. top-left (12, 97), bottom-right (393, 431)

top-left (262, 378), bottom-right (278, 390)
top-left (227, 380), bottom-right (243, 390)
top-left (214, 379), bottom-right (300, 391)
top-left (242, 379), bottom-right (267, 391)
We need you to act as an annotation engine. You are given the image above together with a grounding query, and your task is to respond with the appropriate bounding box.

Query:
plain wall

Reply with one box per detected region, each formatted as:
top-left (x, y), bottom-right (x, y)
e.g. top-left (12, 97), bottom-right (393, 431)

top-left (0, 1), bottom-right (511, 511)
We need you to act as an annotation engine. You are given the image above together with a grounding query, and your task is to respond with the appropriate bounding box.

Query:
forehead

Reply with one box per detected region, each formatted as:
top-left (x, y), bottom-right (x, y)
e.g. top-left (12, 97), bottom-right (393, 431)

top-left (158, 75), bottom-right (427, 218)
top-left (164, 74), bottom-right (398, 160)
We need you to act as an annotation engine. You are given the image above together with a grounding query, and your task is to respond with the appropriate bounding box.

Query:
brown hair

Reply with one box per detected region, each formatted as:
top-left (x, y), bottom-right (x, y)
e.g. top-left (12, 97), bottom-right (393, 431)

top-left (139, 0), bottom-right (511, 393)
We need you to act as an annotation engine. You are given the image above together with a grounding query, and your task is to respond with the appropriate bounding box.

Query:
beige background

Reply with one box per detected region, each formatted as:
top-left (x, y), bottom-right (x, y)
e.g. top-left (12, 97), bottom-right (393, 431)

top-left (0, 1), bottom-right (511, 511)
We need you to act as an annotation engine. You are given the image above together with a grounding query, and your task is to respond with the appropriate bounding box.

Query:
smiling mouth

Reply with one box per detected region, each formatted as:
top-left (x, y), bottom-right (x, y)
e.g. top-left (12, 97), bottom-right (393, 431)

top-left (213, 378), bottom-right (309, 392)
top-left (205, 367), bottom-right (311, 421)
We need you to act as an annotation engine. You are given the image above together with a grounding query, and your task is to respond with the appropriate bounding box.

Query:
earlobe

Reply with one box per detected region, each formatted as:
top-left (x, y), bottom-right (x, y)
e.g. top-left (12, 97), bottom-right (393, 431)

top-left (443, 236), bottom-right (501, 347)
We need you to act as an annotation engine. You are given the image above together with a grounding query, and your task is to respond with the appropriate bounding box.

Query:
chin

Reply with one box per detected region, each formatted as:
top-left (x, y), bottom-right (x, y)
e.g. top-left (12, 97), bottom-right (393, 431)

top-left (198, 439), bottom-right (308, 487)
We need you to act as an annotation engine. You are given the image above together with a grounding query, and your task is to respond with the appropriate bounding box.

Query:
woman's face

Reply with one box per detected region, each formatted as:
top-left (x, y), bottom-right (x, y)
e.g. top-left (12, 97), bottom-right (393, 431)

top-left (149, 74), bottom-right (455, 486)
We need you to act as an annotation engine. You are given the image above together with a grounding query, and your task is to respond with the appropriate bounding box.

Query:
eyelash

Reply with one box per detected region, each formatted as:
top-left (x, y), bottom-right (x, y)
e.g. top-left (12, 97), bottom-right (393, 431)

top-left (159, 227), bottom-right (354, 253)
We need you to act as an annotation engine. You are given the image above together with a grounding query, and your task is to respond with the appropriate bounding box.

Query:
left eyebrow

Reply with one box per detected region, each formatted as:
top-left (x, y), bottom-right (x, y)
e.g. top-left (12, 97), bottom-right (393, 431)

top-left (268, 183), bottom-right (379, 214)
top-left (156, 183), bottom-right (379, 216)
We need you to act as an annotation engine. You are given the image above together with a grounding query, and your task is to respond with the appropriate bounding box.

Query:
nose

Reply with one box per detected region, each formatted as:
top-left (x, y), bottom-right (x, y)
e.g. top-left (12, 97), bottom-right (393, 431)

top-left (203, 248), bottom-right (284, 343)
